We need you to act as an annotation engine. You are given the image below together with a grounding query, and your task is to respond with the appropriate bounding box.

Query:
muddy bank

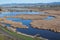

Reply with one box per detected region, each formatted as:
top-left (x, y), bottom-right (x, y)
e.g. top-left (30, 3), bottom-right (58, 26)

top-left (31, 19), bottom-right (60, 32)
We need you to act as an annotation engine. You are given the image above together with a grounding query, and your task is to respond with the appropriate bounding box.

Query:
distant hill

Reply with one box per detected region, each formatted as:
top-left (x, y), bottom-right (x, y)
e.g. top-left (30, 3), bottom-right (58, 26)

top-left (50, 2), bottom-right (60, 5)
top-left (0, 2), bottom-right (60, 7)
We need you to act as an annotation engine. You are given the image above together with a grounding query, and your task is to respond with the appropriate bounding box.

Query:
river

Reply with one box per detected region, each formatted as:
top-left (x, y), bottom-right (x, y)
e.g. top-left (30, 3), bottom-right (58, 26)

top-left (0, 12), bottom-right (60, 40)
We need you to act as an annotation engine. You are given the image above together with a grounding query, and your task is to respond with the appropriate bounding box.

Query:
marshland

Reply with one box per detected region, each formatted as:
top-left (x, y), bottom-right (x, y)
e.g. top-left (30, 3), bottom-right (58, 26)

top-left (0, 2), bottom-right (60, 40)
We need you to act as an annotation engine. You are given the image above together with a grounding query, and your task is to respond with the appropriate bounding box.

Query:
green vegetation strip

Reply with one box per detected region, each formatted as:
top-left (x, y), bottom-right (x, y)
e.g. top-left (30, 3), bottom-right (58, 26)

top-left (0, 35), bottom-right (5, 40)
top-left (0, 34), bottom-right (13, 40)
top-left (0, 26), bottom-right (41, 40)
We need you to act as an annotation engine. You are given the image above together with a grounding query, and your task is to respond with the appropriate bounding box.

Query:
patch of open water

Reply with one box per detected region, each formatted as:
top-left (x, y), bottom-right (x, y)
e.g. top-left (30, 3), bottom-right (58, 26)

top-left (0, 12), bottom-right (60, 40)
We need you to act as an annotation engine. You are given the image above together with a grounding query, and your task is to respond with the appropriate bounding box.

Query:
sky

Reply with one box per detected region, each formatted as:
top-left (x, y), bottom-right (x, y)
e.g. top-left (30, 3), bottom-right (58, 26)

top-left (0, 0), bottom-right (60, 4)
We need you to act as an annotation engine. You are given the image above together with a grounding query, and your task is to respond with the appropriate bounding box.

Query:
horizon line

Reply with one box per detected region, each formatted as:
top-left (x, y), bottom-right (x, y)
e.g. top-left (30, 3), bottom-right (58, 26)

top-left (0, 2), bottom-right (60, 4)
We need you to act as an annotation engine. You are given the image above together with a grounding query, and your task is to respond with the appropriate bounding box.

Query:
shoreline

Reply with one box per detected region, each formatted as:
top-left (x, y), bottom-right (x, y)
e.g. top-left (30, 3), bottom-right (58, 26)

top-left (16, 31), bottom-right (48, 40)
top-left (4, 25), bottom-right (48, 40)
top-left (0, 18), bottom-right (28, 28)
top-left (8, 26), bottom-right (48, 40)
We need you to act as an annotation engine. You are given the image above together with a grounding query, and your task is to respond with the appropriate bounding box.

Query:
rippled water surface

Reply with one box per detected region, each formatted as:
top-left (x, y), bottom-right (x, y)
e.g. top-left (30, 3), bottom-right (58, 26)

top-left (0, 12), bottom-right (60, 40)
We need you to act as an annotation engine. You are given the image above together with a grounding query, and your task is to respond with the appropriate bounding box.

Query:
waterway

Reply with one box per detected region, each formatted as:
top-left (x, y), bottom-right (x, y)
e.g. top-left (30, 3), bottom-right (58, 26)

top-left (0, 12), bottom-right (60, 40)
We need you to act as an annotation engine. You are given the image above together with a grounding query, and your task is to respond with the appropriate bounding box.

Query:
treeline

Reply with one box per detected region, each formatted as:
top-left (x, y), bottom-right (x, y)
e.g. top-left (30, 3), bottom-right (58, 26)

top-left (37, 4), bottom-right (60, 10)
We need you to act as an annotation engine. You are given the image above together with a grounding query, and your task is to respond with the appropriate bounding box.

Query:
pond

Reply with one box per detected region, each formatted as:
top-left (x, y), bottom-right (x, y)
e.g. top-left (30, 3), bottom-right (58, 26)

top-left (43, 16), bottom-right (55, 20)
top-left (0, 11), bottom-right (46, 17)
top-left (0, 12), bottom-right (60, 40)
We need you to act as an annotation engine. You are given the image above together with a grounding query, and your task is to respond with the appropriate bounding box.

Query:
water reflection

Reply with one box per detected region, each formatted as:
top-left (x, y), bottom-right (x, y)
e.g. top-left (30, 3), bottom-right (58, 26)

top-left (43, 16), bottom-right (55, 20)
top-left (0, 12), bottom-right (60, 40)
